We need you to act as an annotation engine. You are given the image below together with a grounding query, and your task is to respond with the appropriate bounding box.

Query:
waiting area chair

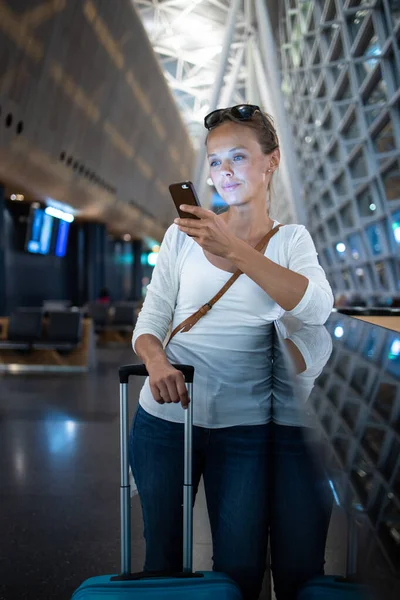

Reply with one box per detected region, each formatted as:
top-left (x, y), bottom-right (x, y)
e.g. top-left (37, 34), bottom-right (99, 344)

top-left (0, 308), bottom-right (95, 372)
top-left (109, 303), bottom-right (136, 330)
top-left (0, 310), bottom-right (43, 350)
top-left (87, 302), bottom-right (137, 332)
top-left (34, 311), bottom-right (83, 351)
top-left (87, 303), bottom-right (110, 332)
top-left (0, 310), bottom-right (83, 352)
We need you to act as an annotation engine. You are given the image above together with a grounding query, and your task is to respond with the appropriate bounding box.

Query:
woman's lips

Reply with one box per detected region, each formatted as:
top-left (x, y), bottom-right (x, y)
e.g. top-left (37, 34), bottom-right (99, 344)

top-left (222, 183), bottom-right (240, 191)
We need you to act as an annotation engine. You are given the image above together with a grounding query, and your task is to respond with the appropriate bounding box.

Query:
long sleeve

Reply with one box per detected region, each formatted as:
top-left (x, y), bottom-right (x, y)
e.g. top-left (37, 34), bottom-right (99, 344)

top-left (285, 226), bottom-right (334, 325)
top-left (272, 320), bottom-right (333, 426)
top-left (132, 225), bottom-right (181, 353)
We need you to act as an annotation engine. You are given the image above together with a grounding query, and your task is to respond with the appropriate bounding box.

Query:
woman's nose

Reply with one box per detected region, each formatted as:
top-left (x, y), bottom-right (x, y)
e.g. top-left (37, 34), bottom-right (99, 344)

top-left (221, 161), bottom-right (233, 176)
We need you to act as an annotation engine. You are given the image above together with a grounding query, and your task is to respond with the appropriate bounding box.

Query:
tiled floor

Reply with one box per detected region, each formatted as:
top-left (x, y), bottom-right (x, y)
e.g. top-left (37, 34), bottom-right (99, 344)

top-left (0, 346), bottom-right (345, 600)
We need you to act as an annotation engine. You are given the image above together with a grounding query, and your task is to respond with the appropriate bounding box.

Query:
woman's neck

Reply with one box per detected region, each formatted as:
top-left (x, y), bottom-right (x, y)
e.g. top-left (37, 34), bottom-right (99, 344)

top-left (221, 204), bottom-right (274, 243)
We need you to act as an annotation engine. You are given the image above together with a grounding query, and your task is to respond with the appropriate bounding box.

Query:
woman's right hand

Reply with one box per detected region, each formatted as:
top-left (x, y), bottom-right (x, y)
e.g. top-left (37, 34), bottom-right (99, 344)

top-left (147, 359), bottom-right (190, 409)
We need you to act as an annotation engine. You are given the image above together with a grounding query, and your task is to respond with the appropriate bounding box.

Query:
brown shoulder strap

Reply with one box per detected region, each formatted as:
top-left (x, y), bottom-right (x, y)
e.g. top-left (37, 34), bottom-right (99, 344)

top-left (165, 224), bottom-right (283, 346)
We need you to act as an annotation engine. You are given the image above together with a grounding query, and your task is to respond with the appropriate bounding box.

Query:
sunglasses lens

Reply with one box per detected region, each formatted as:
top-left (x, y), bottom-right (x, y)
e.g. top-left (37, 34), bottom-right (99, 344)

top-left (205, 109), bottom-right (224, 129)
top-left (232, 105), bottom-right (257, 120)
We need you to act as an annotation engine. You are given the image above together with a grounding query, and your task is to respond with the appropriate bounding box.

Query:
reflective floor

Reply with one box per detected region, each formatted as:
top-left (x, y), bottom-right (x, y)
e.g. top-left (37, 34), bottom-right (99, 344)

top-left (0, 347), bottom-right (346, 600)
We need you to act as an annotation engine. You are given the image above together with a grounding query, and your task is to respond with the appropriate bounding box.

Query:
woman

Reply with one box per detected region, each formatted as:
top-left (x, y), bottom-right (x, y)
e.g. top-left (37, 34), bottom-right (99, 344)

top-left (129, 105), bottom-right (334, 599)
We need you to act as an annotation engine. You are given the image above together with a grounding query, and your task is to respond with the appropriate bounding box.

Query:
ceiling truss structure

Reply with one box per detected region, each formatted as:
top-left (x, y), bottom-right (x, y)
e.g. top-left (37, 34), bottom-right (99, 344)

top-left (134, 0), bottom-right (251, 143)
top-left (133, 0), bottom-right (300, 225)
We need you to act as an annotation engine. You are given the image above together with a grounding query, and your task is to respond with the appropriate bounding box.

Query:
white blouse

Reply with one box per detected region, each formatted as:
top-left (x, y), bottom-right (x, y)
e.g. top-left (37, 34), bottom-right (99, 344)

top-left (132, 221), bottom-right (334, 428)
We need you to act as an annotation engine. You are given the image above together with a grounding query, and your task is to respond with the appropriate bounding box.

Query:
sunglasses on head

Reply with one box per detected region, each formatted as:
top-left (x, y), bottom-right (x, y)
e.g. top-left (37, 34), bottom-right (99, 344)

top-left (204, 104), bottom-right (271, 131)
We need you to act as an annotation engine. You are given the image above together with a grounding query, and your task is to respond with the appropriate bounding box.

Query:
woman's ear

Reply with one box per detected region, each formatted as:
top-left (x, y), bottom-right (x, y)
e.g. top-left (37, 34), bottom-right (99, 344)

top-left (270, 147), bottom-right (280, 170)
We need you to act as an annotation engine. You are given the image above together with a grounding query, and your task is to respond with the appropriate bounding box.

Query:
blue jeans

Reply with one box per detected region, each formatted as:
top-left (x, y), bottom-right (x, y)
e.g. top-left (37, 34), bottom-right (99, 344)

top-left (130, 405), bottom-right (332, 600)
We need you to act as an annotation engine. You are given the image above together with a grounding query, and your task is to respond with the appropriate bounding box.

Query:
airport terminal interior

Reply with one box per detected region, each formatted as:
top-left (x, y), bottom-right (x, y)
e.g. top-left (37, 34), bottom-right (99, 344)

top-left (0, 1), bottom-right (399, 599)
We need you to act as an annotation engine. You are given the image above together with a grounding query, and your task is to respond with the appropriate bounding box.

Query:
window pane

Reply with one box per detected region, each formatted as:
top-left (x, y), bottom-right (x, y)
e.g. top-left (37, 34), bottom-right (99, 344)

top-left (355, 58), bottom-right (381, 87)
top-left (328, 142), bottom-right (341, 163)
top-left (335, 242), bottom-right (347, 262)
top-left (395, 261), bottom-right (400, 291)
top-left (388, 211), bottom-right (400, 250)
top-left (355, 266), bottom-right (367, 288)
top-left (356, 188), bottom-right (377, 217)
top-left (372, 119), bottom-right (396, 154)
top-left (323, 247), bottom-right (334, 266)
top-left (334, 172), bottom-right (348, 195)
top-left (317, 226), bottom-right (327, 243)
top-left (363, 34), bottom-right (382, 63)
top-left (382, 160), bottom-right (400, 201)
top-left (375, 261), bottom-right (388, 289)
top-left (366, 223), bottom-right (383, 256)
top-left (340, 203), bottom-right (355, 228)
top-left (388, 5), bottom-right (400, 28)
top-left (388, 52), bottom-right (400, 89)
top-left (347, 10), bottom-right (370, 45)
top-left (322, 111), bottom-right (333, 131)
top-left (341, 269), bottom-right (352, 289)
top-left (364, 105), bottom-right (382, 126)
top-left (342, 115), bottom-right (361, 140)
top-left (328, 216), bottom-right (340, 236)
top-left (364, 70), bottom-right (388, 106)
top-left (348, 233), bottom-right (366, 260)
top-left (332, 33), bottom-right (345, 62)
top-left (337, 100), bottom-right (353, 118)
top-left (328, 64), bottom-right (342, 81)
top-left (322, 25), bottom-right (335, 47)
top-left (336, 73), bottom-right (352, 99)
top-left (349, 152), bottom-right (368, 178)
top-left (322, 190), bottom-right (334, 209)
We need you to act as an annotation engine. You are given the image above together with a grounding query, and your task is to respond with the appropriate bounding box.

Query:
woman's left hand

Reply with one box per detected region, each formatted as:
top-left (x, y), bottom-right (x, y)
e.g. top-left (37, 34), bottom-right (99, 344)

top-left (174, 205), bottom-right (237, 258)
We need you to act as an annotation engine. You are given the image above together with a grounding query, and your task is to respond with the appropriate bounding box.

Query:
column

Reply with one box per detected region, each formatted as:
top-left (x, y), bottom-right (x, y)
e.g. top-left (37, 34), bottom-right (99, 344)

top-left (83, 222), bottom-right (106, 303)
top-left (132, 239), bottom-right (143, 301)
top-left (0, 184), bottom-right (6, 315)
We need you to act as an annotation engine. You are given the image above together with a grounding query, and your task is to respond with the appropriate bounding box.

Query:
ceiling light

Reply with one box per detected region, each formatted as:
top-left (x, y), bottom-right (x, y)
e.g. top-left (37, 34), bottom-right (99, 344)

top-left (44, 206), bottom-right (74, 223)
top-left (389, 339), bottom-right (400, 358)
top-left (147, 252), bottom-right (158, 267)
top-left (336, 242), bottom-right (346, 253)
top-left (393, 222), bottom-right (400, 243)
top-left (45, 198), bottom-right (79, 216)
top-left (369, 203), bottom-right (376, 211)
top-left (334, 326), bottom-right (344, 338)
top-left (123, 234), bottom-right (131, 242)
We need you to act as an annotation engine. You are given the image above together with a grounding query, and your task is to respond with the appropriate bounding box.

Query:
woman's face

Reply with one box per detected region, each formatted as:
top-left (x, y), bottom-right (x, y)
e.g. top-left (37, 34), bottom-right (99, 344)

top-left (206, 120), bottom-right (273, 207)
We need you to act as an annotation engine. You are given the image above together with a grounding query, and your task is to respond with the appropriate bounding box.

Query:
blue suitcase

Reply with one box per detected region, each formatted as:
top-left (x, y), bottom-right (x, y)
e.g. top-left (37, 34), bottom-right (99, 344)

top-left (297, 575), bottom-right (374, 599)
top-left (297, 496), bottom-right (375, 600)
top-left (72, 364), bottom-right (242, 600)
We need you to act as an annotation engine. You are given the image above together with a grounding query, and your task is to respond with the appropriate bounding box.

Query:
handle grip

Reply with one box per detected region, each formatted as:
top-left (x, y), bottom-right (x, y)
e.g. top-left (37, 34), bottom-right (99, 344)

top-left (119, 363), bottom-right (194, 384)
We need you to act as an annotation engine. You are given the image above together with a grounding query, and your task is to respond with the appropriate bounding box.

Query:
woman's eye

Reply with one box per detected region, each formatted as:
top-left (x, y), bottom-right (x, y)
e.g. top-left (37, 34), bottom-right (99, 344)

top-left (233, 155), bottom-right (244, 161)
top-left (210, 160), bottom-right (220, 167)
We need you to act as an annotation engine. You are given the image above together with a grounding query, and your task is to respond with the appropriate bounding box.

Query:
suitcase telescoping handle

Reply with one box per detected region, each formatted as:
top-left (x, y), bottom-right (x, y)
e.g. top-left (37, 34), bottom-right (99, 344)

top-left (118, 364), bottom-right (195, 576)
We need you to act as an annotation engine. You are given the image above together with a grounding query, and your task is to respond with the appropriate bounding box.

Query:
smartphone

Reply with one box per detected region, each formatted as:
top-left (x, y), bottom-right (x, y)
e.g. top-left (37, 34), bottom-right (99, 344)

top-left (169, 181), bottom-right (201, 220)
